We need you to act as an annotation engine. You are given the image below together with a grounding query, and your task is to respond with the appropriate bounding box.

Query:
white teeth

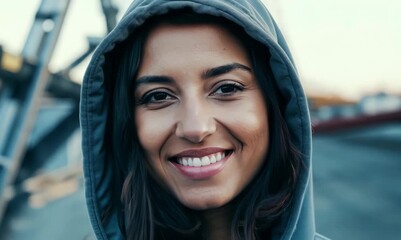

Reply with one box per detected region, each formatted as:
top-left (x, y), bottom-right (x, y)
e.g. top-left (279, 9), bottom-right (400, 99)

top-left (176, 151), bottom-right (228, 167)
top-left (216, 152), bottom-right (222, 161)
top-left (210, 155), bottom-right (216, 163)
top-left (201, 156), bottom-right (211, 166)
top-left (193, 158), bottom-right (201, 167)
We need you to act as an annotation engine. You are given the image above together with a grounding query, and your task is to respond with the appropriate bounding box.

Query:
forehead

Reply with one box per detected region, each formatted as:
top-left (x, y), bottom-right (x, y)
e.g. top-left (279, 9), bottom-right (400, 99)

top-left (138, 23), bottom-right (250, 75)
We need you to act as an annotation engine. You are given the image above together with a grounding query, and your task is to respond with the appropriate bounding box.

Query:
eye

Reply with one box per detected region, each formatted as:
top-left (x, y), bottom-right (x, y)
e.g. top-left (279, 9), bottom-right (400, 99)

top-left (211, 82), bottom-right (245, 96)
top-left (138, 89), bottom-right (176, 106)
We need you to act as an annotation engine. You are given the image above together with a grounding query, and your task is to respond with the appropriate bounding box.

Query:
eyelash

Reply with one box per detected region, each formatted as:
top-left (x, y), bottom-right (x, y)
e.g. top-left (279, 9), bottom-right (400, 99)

top-left (138, 82), bottom-right (245, 106)
top-left (211, 82), bottom-right (245, 97)
top-left (138, 89), bottom-right (175, 105)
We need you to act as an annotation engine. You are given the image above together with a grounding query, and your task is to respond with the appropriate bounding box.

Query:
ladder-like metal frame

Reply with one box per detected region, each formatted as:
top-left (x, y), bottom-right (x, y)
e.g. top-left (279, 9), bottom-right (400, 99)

top-left (0, 0), bottom-right (72, 223)
top-left (0, 0), bottom-right (119, 227)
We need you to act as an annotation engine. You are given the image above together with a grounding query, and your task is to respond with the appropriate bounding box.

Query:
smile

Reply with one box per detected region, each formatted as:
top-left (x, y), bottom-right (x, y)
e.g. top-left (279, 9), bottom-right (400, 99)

top-left (176, 151), bottom-right (226, 167)
top-left (169, 148), bottom-right (233, 179)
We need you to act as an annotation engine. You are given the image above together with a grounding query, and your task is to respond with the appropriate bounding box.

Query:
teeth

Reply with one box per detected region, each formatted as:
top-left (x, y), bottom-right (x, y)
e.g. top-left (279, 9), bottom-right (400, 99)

top-left (210, 155), bottom-right (216, 163)
top-left (193, 158), bottom-right (201, 167)
top-left (201, 156), bottom-right (210, 166)
top-left (176, 151), bottom-right (227, 167)
top-left (216, 152), bottom-right (222, 161)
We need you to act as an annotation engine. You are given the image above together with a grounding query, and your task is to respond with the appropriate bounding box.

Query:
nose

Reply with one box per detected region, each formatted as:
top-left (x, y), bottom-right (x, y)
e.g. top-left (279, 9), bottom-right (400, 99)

top-left (175, 100), bottom-right (216, 143)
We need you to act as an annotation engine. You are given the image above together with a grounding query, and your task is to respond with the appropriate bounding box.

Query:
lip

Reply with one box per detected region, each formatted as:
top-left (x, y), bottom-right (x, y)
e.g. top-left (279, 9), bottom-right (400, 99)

top-left (170, 149), bottom-right (232, 180)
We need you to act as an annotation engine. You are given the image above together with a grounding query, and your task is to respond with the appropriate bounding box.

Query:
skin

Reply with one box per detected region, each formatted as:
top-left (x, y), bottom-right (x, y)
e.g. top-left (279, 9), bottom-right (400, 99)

top-left (134, 23), bottom-right (269, 239)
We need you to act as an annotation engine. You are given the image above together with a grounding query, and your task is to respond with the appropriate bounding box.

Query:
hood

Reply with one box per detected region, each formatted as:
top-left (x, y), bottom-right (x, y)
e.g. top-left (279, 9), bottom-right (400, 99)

top-left (80, 0), bottom-right (316, 239)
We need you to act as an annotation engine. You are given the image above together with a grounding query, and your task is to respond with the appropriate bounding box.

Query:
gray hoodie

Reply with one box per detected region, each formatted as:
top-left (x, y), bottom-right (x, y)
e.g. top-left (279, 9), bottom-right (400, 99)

top-left (80, 0), bottom-right (328, 239)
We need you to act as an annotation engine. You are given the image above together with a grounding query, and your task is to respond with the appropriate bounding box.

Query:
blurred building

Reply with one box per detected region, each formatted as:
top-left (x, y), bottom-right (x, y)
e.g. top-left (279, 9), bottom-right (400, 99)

top-left (309, 93), bottom-right (401, 123)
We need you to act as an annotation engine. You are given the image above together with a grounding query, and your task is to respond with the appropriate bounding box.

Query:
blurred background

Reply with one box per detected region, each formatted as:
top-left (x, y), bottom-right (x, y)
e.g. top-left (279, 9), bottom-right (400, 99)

top-left (0, 0), bottom-right (400, 239)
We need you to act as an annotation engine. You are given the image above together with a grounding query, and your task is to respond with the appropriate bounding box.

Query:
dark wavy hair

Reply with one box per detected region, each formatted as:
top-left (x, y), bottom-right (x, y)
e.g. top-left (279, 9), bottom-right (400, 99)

top-left (102, 9), bottom-right (301, 240)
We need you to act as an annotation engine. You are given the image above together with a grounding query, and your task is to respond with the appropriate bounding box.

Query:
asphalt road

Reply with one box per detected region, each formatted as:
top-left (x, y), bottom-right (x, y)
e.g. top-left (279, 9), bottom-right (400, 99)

top-left (313, 122), bottom-right (401, 240)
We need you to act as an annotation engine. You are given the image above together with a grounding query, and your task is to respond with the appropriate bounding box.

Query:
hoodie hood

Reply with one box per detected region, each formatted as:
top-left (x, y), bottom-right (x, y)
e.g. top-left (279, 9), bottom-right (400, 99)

top-left (81, 0), bottom-right (319, 239)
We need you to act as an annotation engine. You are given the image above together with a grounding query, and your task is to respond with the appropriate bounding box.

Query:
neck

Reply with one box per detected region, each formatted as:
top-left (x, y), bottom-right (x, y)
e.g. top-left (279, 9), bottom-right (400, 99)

top-left (201, 205), bottom-right (233, 240)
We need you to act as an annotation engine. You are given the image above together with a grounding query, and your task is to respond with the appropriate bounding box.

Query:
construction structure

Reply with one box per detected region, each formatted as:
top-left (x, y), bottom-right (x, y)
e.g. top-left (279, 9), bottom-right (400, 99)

top-left (0, 0), bottom-right (118, 238)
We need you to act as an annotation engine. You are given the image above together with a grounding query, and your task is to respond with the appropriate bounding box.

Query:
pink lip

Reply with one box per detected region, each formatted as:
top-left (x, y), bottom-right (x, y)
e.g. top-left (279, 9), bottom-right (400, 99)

top-left (170, 150), bottom-right (232, 180)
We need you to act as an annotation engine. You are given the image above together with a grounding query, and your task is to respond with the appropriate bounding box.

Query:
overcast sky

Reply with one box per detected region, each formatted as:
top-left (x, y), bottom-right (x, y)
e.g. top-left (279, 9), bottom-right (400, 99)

top-left (1, 0), bottom-right (400, 100)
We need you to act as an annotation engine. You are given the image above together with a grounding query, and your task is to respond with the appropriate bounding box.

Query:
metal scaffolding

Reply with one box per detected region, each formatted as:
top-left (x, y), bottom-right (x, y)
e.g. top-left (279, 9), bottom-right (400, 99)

top-left (0, 0), bottom-right (118, 229)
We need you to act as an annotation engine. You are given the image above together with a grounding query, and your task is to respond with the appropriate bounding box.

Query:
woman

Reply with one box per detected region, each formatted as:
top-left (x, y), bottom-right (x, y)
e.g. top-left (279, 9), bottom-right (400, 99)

top-left (80, 1), bottom-right (328, 239)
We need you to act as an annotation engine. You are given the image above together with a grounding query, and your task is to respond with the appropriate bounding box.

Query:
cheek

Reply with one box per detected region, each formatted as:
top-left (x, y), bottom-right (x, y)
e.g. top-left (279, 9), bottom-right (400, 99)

top-left (134, 109), bottom-right (177, 186)
top-left (216, 96), bottom-right (269, 147)
top-left (229, 112), bottom-right (269, 160)
top-left (135, 109), bottom-right (175, 158)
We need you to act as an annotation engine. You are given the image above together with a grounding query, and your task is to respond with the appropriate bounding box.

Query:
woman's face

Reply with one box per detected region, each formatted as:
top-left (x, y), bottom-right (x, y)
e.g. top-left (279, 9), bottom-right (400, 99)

top-left (134, 23), bottom-right (269, 210)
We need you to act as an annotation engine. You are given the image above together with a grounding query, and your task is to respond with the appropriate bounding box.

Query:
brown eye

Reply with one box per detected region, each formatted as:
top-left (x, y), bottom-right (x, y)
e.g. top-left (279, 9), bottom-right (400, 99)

top-left (153, 92), bottom-right (169, 101)
top-left (220, 85), bottom-right (236, 93)
top-left (212, 82), bottom-right (244, 96)
top-left (139, 90), bottom-right (175, 105)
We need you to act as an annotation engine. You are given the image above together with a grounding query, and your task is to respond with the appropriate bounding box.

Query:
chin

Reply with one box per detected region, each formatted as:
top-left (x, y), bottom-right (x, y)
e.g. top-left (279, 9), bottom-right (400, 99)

top-left (179, 195), bottom-right (231, 210)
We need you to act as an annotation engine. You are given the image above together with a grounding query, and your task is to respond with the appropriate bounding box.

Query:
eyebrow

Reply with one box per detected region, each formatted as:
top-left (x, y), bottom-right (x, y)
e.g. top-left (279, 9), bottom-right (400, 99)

top-left (201, 62), bottom-right (252, 79)
top-left (135, 75), bottom-right (174, 89)
top-left (134, 62), bottom-right (252, 88)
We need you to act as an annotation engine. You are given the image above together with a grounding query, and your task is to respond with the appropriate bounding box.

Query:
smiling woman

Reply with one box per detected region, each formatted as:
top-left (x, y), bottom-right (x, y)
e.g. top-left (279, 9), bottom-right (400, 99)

top-left (135, 22), bottom-right (269, 212)
top-left (80, 1), bottom-right (328, 240)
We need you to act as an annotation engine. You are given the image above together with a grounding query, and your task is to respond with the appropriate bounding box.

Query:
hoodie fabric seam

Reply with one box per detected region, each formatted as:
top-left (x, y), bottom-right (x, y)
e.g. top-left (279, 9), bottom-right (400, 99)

top-left (86, 61), bottom-right (108, 239)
